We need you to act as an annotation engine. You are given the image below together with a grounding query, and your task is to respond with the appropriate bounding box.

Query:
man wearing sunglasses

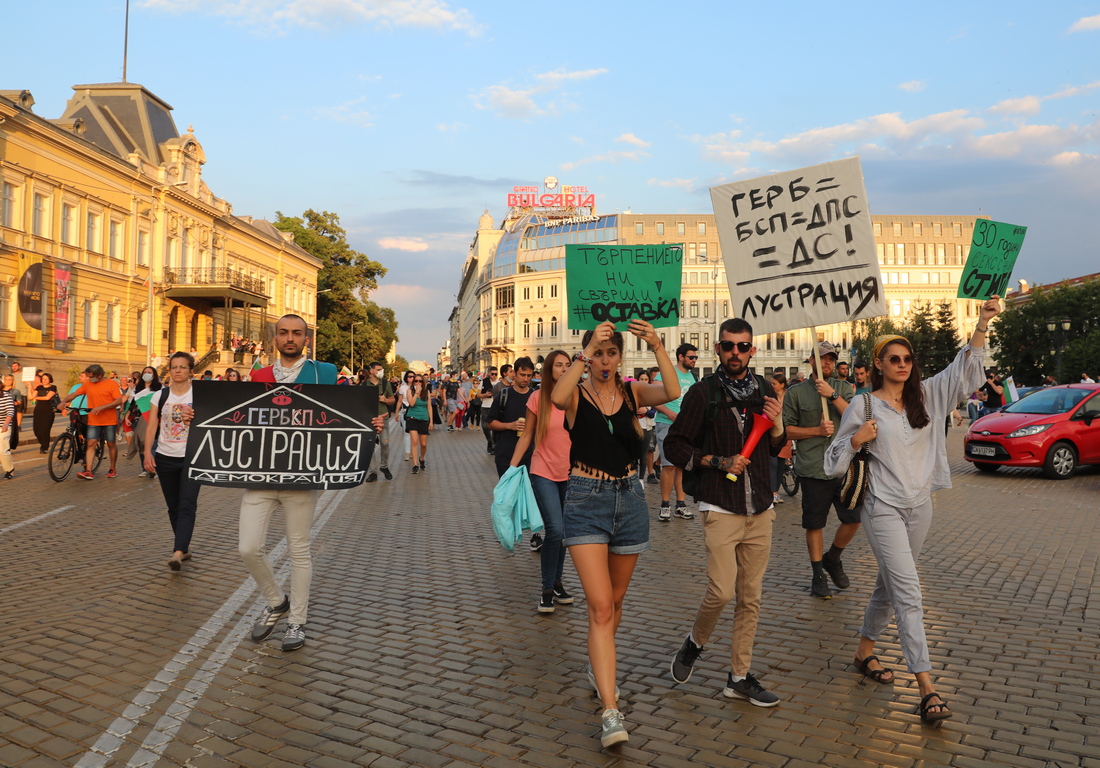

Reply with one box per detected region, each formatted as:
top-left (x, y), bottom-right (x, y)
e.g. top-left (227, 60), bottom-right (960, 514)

top-left (663, 319), bottom-right (787, 706)
top-left (653, 343), bottom-right (700, 521)
top-left (782, 341), bottom-right (859, 599)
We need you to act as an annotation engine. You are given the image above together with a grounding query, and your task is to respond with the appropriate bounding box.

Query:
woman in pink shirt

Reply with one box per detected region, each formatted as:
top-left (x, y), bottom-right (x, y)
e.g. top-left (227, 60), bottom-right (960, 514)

top-left (511, 350), bottom-right (575, 613)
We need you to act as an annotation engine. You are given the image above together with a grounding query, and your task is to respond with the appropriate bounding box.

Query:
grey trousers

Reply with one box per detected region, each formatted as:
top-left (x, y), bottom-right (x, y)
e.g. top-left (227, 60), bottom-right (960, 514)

top-left (860, 494), bottom-right (934, 674)
top-left (370, 415), bottom-right (395, 471)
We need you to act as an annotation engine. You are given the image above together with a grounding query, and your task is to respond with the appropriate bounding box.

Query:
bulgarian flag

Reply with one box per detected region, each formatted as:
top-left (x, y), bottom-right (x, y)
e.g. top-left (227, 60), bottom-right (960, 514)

top-left (1003, 375), bottom-right (1020, 405)
top-left (251, 358), bottom-right (263, 372)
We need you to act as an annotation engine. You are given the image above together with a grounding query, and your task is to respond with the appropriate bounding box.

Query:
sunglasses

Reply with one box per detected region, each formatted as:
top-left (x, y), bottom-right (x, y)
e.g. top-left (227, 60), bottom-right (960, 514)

top-left (685, 355), bottom-right (699, 360)
top-left (885, 354), bottom-right (913, 365)
top-left (718, 341), bottom-right (753, 353)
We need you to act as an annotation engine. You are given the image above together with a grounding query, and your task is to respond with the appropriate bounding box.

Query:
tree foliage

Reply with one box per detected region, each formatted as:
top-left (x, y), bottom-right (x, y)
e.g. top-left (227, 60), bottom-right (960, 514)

top-left (851, 300), bottom-right (961, 376)
top-left (273, 209), bottom-right (397, 370)
top-left (990, 278), bottom-right (1100, 385)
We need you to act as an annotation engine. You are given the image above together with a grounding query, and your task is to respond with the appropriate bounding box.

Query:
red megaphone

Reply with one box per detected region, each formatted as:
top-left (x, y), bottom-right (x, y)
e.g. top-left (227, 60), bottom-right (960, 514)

top-left (727, 413), bottom-right (775, 482)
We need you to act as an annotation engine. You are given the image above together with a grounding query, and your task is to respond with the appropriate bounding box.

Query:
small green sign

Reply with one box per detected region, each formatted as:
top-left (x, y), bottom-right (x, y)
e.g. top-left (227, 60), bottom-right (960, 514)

top-left (565, 243), bottom-right (684, 330)
top-left (957, 219), bottom-right (1027, 300)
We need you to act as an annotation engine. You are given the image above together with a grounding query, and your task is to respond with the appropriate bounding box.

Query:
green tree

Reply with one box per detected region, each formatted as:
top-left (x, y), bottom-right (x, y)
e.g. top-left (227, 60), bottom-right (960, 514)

top-left (991, 278), bottom-right (1100, 385)
top-left (389, 354), bottom-right (410, 379)
top-left (273, 210), bottom-right (397, 369)
top-left (1061, 330), bottom-right (1100, 384)
top-left (905, 301), bottom-right (937, 368)
top-left (851, 315), bottom-right (909, 366)
top-left (926, 301), bottom-right (961, 376)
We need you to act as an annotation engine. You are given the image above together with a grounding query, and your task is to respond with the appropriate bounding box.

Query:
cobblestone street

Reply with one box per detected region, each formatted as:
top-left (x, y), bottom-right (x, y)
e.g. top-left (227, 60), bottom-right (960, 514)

top-left (0, 425), bottom-right (1098, 768)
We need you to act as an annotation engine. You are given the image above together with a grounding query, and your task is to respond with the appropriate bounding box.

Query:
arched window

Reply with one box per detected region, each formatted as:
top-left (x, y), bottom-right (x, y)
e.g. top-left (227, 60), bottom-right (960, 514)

top-left (523, 318), bottom-right (530, 338)
top-left (550, 317), bottom-right (558, 337)
top-left (536, 317), bottom-right (544, 337)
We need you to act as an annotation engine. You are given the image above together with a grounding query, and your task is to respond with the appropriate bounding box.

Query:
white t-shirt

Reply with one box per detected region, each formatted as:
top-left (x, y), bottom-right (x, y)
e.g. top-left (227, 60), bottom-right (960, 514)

top-left (157, 385), bottom-right (193, 458)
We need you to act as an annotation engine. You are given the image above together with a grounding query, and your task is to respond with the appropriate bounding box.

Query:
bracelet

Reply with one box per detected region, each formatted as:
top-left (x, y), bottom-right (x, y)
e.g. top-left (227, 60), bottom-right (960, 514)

top-left (975, 325), bottom-right (988, 333)
top-left (573, 351), bottom-right (593, 366)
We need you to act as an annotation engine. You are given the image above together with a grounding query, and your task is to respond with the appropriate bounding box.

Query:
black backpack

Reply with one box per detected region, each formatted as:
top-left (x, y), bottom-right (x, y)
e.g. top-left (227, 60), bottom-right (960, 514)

top-left (680, 374), bottom-right (767, 500)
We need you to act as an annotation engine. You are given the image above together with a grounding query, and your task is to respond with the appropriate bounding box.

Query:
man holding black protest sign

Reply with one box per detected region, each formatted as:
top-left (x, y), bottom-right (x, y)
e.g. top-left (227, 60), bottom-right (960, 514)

top-left (240, 314), bottom-right (383, 651)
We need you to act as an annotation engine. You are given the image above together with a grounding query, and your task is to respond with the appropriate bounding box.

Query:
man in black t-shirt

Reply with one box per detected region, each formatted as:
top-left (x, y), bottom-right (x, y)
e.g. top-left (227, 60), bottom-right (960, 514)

top-left (980, 373), bottom-right (1004, 414)
top-left (480, 367), bottom-right (499, 454)
top-left (486, 358), bottom-right (535, 477)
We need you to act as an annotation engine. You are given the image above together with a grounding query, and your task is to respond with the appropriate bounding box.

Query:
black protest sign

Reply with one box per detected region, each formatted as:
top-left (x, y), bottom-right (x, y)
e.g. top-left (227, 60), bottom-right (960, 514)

top-left (957, 219), bottom-right (1027, 300)
top-left (185, 381), bottom-right (377, 490)
top-left (710, 157), bottom-right (886, 334)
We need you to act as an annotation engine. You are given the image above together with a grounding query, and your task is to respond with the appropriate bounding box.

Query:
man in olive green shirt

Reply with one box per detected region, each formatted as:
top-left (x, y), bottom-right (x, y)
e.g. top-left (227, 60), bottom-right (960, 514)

top-left (782, 342), bottom-right (860, 599)
top-left (365, 362), bottom-right (396, 482)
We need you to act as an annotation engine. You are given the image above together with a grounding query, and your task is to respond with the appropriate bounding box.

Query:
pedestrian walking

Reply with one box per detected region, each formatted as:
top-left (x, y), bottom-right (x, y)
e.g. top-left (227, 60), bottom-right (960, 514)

top-left (508, 350), bottom-right (575, 613)
top-left (664, 318), bottom-right (787, 706)
top-left (241, 314), bottom-right (340, 652)
top-left (487, 359), bottom-right (536, 478)
top-left (30, 372), bottom-right (58, 454)
top-left (143, 352), bottom-right (200, 571)
top-left (653, 343), bottom-right (700, 521)
top-left (127, 366), bottom-right (163, 477)
top-left (781, 341), bottom-right (859, 599)
top-left (480, 367), bottom-right (500, 454)
top-left (824, 295), bottom-right (1002, 726)
top-left (397, 371), bottom-right (414, 461)
top-left (2, 375), bottom-right (24, 452)
top-left (634, 370), bottom-right (657, 483)
top-left (363, 362), bottom-right (396, 482)
top-left (404, 374), bottom-right (433, 473)
top-left (769, 371), bottom-right (791, 506)
top-left (550, 319), bottom-right (680, 748)
top-left (58, 364), bottom-right (126, 480)
top-left (0, 385), bottom-right (13, 479)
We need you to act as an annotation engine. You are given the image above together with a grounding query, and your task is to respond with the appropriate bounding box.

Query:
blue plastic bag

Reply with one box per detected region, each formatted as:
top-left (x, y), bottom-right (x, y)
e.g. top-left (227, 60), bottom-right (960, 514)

top-left (491, 465), bottom-right (544, 551)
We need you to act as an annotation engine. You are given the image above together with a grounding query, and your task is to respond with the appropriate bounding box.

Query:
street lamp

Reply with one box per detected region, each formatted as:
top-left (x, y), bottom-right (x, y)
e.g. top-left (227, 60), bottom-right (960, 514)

top-left (350, 320), bottom-right (364, 374)
top-left (1045, 317), bottom-right (1072, 383)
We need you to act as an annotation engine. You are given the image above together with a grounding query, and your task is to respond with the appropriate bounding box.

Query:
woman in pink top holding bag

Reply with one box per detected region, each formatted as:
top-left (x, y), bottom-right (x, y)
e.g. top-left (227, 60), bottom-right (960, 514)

top-left (510, 349), bottom-right (575, 613)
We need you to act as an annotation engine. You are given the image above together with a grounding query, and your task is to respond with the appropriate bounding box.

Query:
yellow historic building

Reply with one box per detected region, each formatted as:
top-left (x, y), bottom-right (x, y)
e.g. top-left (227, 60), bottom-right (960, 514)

top-left (445, 178), bottom-right (987, 376)
top-left (0, 83), bottom-right (320, 380)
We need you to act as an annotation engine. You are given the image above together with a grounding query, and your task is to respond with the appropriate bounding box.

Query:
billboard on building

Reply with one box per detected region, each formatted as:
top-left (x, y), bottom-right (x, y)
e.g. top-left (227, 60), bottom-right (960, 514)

top-left (54, 264), bottom-right (71, 342)
top-left (16, 253), bottom-right (44, 344)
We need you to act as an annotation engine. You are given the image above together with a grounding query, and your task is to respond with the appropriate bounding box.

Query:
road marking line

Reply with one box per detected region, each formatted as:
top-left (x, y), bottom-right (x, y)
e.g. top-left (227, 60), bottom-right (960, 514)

top-left (74, 489), bottom-right (346, 768)
top-left (0, 505), bottom-right (74, 536)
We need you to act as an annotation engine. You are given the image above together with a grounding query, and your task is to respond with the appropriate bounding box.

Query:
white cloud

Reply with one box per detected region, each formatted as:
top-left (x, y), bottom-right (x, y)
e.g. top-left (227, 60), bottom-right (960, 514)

top-left (473, 68), bottom-right (609, 120)
top-left (315, 97), bottom-right (373, 128)
top-left (377, 237), bottom-right (429, 252)
top-left (988, 80), bottom-right (1100, 116)
top-left (560, 150), bottom-right (649, 171)
top-left (898, 80), bottom-right (925, 93)
top-left (647, 177), bottom-right (696, 190)
top-left (437, 122), bottom-right (467, 132)
top-left (615, 133), bottom-right (650, 148)
top-left (1069, 14), bottom-right (1100, 32)
top-left (139, 0), bottom-right (481, 35)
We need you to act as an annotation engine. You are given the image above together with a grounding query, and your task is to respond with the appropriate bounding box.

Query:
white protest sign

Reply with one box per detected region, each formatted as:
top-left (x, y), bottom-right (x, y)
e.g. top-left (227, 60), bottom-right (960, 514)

top-left (710, 157), bottom-right (885, 335)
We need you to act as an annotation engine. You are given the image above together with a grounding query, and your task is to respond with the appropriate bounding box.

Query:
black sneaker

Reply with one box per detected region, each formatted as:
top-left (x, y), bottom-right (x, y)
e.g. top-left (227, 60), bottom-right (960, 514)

top-left (647, 474), bottom-right (659, 485)
top-left (411, 465), bottom-right (419, 474)
top-left (811, 574), bottom-right (832, 599)
top-left (822, 557), bottom-right (850, 589)
top-left (538, 591), bottom-right (555, 613)
top-left (365, 471), bottom-right (378, 483)
top-left (723, 672), bottom-right (779, 707)
top-left (670, 635), bottom-right (703, 684)
top-left (251, 595), bottom-right (290, 642)
top-left (281, 623), bottom-right (306, 651)
top-left (552, 582), bottom-right (574, 604)
top-left (419, 460), bottom-right (426, 471)
top-left (530, 533), bottom-right (543, 552)
top-left (380, 467), bottom-right (392, 480)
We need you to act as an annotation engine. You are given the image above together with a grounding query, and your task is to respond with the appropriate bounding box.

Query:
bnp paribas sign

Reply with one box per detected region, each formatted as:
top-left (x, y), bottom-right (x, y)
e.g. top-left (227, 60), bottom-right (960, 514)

top-left (508, 176), bottom-right (595, 209)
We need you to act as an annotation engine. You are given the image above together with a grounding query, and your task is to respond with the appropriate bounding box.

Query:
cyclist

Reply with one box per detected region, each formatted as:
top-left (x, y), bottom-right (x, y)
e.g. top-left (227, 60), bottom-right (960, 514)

top-left (58, 364), bottom-right (125, 480)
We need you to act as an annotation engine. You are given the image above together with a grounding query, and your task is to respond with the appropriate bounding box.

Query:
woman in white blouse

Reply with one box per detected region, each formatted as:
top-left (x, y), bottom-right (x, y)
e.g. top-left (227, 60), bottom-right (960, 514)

top-left (824, 295), bottom-right (1001, 726)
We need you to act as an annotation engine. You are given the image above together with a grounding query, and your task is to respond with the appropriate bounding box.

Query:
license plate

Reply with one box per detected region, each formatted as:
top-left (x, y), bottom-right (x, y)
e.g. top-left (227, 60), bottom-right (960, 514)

top-left (970, 445), bottom-right (995, 457)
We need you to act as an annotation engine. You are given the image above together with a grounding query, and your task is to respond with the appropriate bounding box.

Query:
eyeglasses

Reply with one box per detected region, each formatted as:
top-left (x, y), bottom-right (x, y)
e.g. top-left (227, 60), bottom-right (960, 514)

top-left (718, 341), bottom-right (753, 353)
top-left (885, 355), bottom-right (913, 365)
top-left (685, 355), bottom-right (699, 360)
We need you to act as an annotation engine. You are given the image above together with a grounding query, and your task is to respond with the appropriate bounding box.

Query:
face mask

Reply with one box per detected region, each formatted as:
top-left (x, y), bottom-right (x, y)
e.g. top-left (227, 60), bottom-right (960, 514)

top-left (143, 373), bottom-right (154, 382)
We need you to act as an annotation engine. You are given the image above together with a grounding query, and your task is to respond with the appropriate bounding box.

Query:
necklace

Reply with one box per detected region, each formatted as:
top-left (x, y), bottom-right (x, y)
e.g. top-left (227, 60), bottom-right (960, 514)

top-left (586, 383), bottom-right (617, 433)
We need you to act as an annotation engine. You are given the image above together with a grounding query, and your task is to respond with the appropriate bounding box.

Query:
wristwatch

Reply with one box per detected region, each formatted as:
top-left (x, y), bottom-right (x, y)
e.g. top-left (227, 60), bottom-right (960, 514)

top-left (828, 391), bottom-right (840, 401)
top-left (708, 455), bottom-right (723, 468)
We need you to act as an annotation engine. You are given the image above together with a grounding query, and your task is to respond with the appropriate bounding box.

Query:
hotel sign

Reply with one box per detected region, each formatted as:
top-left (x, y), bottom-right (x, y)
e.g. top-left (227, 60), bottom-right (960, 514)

top-left (507, 185), bottom-right (595, 209)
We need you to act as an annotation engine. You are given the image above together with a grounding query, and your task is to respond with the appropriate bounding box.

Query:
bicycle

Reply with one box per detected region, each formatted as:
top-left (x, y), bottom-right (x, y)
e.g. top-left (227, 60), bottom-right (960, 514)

top-left (48, 409), bottom-right (104, 482)
top-left (781, 444), bottom-right (800, 497)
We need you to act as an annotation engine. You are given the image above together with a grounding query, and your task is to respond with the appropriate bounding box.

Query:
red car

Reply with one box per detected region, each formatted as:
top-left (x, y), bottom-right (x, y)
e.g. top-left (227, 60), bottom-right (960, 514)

top-left (964, 384), bottom-right (1100, 479)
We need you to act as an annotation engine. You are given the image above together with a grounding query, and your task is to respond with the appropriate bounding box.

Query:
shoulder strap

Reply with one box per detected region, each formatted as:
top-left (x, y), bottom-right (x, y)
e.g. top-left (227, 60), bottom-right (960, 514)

top-left (499, 385), bottom-right (510, 411)
top-left (158, 387), bottom-right (170, 412)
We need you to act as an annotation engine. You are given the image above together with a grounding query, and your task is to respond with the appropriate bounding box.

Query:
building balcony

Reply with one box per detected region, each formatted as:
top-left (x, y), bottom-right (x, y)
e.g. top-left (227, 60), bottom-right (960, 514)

top-left (484, 335), bottom-right (515, 347)
top-left (162, 267), bottom-right (270, 308)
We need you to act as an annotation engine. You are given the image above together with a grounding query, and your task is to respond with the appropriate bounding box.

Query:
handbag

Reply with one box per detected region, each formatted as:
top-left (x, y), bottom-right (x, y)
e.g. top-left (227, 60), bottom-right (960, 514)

top-left (838, 393), bottom-right (873, 511)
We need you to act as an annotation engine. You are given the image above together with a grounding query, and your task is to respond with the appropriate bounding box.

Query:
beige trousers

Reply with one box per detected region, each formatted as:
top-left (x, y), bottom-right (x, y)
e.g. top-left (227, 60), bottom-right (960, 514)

top-left (239, 488), bottom-right (317, 625)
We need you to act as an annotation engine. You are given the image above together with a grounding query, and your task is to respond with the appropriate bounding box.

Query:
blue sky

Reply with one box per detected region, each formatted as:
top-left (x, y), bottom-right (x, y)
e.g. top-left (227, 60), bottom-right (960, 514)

top-left (6, 1), bottom-right (1099, 362)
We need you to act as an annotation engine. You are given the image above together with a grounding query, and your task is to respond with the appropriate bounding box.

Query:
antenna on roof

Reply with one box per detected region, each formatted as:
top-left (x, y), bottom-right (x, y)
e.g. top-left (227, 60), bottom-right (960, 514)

top-left (122, 0), bottom-right (130, 82)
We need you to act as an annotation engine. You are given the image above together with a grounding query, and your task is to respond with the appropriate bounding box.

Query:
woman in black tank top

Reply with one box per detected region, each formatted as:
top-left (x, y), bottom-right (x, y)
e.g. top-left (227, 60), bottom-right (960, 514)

top-left (550, 319), bottom-right (681, 748)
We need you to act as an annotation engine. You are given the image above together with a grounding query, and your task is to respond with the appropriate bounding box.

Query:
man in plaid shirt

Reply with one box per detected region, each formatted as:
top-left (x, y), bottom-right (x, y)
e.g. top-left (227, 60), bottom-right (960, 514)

top-left (663, 317), bottom-right (786, 706)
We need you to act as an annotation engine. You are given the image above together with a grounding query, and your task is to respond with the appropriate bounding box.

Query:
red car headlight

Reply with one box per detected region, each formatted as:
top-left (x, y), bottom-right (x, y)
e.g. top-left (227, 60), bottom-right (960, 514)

top-left (1006, 423), bottom-right (1052, 439)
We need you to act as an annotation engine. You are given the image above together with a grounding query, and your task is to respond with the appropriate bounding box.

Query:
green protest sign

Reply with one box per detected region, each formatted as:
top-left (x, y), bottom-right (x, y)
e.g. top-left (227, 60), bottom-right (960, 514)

top-left (957, 219), bottom-right (1027, 300)
top-left (565, 243), bottom-right (683, 330)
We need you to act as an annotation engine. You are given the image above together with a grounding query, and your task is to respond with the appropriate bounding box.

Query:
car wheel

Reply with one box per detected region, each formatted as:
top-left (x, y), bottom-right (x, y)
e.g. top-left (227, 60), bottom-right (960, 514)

top-left (974, 461), bottom-right (1000, 474)
top-left (1042, 441), bottom-right (1077, 480)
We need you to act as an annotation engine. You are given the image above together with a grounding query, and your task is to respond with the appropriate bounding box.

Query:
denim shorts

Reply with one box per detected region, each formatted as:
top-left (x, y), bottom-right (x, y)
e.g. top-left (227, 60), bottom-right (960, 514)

top-left (562, 474), bottom-right (650, 555)
top-left (86, 424), bottom-right (117, 443)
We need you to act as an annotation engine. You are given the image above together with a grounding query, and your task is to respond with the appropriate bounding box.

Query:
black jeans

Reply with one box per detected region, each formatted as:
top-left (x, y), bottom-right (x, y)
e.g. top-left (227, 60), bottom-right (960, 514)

top-left (154, 452), bottom-right (201, 553)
